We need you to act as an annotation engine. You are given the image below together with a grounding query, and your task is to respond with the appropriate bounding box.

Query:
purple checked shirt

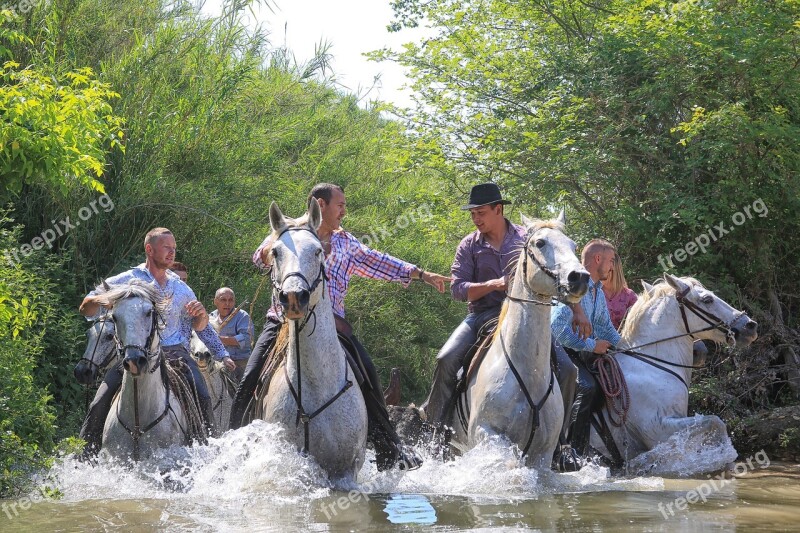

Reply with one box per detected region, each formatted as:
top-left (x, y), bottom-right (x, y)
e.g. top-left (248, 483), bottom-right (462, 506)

top-left (451, 219), bottom-right (527, 314)
top-left (253, 229), bottom-right (417, 318)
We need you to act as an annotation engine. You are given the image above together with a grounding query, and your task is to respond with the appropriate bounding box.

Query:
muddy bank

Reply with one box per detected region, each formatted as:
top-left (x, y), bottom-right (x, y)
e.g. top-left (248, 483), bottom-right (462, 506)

top-left (729, 405), bottom-right (800, 462)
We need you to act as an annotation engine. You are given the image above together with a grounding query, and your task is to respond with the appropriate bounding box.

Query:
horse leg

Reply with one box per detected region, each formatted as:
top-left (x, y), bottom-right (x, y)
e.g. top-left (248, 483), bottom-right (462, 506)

top-left (628, 414), bottom-right (732, 474)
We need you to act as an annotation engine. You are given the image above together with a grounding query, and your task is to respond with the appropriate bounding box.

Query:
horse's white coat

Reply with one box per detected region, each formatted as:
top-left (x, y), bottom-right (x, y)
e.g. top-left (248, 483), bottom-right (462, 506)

top-left (260, 200), bottom-right (368, 484)
top-left (455, 215), bottom-right (589, 468)
top-left (99, 283), bottom-right (189, 460)
top-left (593, 274), bottom-right (758, 471)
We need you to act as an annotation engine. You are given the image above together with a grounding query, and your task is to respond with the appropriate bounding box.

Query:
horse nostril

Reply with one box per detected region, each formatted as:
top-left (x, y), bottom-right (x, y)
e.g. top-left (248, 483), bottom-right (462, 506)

top-left (279, 291), bottom-right (290, 307)
top-left (298, 289), bottom-right (310, 307)
top-left (567, 271), bottom-right (580, 283)
top-left (746, 321), bottom-right (758, 331)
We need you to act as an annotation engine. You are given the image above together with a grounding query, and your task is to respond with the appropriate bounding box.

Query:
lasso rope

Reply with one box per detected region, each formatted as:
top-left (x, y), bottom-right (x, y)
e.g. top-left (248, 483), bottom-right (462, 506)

top-left (593, 354), bottom-right (630, 427)
top-left (165, 359), bottom-right (208, 443)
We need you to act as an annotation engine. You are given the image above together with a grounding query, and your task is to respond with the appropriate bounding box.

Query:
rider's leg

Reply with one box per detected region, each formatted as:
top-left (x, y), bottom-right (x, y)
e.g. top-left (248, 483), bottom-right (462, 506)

top-left (552, 339), bottom-right (577, 442)
top-left (566, 351), bottom-right (600, 458)
top-left (421, 307), bottom-right (499, 428)
top-left (229, 318), bottom-right (282, 429)
top-left (344, 333), bottom-right (418, 471)
top-left (78, 364), bottom-right (123, 457)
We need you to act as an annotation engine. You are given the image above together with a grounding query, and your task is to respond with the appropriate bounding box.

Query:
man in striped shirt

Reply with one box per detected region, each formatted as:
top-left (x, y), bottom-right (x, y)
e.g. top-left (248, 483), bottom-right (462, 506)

top-left (551, 238), bottom-right (621, 468)
top-left (230, 183), bottom-right (449, 471)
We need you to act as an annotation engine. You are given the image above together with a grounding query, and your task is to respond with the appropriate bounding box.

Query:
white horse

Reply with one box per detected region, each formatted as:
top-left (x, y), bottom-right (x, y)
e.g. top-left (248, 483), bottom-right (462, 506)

top-left (95, 282), bottom-right (199, 461)
top-left (453, 213), bottom-right (590, 468)
top-left (74, 314), bottom-right (118, 386)
top-left (258, 199), bottom-right (367, 483)
top-left (190, 333), bottom-right (235, 433)
top-left (591, 274), bottom-right (758, 472)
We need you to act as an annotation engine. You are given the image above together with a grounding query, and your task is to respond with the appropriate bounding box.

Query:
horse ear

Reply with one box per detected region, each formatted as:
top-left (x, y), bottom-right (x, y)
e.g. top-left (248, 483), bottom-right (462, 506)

top-left (102, 279), bottom-right (111, 292)
top-left (664, 273), bottom-right (690, 294)
top-left (269, 202), bottom-right (286, 233)
top-left (556, 209), bottom-right (567, 226)
top-left (307, 196), bottom-right (322, 231)
top-left (520, 213), bottom-right (533, 228)
top-left (641, 280), bottom-right (655, 295)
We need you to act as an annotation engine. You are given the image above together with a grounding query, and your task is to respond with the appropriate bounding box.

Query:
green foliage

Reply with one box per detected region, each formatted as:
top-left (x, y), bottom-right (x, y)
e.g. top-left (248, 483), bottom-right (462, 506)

top-left (0, 10), bottom-right (125, 197)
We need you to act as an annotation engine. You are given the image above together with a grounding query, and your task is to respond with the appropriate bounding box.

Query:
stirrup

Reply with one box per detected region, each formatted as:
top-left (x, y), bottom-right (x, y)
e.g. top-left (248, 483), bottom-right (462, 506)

top-left (397, 446), bottom-right (423, 471)
top-left (555, 444), bottom-right (583, 473)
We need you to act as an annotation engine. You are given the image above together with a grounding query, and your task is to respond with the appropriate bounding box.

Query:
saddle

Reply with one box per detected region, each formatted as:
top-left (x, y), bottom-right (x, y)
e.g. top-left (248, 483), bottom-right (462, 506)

top-left (455, 318), bottom-right (500, 394)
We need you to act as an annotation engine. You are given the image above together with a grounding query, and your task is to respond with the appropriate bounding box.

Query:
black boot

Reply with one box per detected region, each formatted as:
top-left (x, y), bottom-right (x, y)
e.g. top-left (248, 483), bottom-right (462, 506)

top-left (78, 365), bottom-right (123, 460)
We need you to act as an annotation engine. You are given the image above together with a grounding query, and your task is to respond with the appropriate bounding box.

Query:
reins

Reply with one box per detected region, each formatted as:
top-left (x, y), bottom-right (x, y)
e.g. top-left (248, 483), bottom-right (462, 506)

top-left (484, 229), bottom-right (561, 458)
top-left (606, 286), bottom-right (741, 390)
top-left (273, 225), bottom-right (352, 454)
top-left (113, 304), bottom-right (178, 461)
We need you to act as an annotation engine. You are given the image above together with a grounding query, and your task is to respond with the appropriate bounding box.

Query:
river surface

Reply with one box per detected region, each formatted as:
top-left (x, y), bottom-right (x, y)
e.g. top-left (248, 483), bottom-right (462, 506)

top-left (4, 421), bottom-right (799, 532)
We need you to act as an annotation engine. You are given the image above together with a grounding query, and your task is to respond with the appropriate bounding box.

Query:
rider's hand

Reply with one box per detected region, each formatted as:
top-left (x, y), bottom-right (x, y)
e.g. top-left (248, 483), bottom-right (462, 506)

top-left (222, 356), bottom-right (235, 372)
top-left (488, 277), bottom-right (507, 292)
top-left (185, 300), bottom-right (207, 318)
top-left (570, 304), bottom-right (592, 340)
top-left (593, 340), bottom-right (612, 354)
top-left (422, 272), bottom-right (452, 293)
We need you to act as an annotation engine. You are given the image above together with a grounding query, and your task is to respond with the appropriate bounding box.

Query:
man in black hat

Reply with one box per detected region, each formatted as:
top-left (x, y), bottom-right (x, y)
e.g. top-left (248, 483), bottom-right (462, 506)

top-left (420, 183), bottom-right (591, 430)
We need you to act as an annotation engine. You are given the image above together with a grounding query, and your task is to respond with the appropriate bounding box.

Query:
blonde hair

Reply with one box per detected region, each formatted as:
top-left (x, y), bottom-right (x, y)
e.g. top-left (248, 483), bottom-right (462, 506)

top-left (605, 252), bottom-right (629, 296)
top-left (144, 227), bottom-right (173, 248)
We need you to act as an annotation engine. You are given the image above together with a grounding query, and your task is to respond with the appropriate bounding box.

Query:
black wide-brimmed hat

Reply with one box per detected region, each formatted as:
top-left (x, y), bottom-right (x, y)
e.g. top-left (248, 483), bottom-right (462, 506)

top-left (461, 183), bottom-right (512, 210)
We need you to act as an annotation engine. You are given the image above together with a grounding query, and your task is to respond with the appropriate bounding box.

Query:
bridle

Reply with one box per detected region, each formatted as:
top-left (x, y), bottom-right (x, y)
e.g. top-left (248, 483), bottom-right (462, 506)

top-left (505, 230), bottom-right (570, 307)
top-left (113, 301), bottom-right (165, 376)
top-left (494, 229), bottom-right (567, 458)
top-left (609, 285), bottom-right (746, 389)
top-left (271, 225), bottom-right (351, 454)
top-left (112, 296), bottom-right (173, 461)
top-left (270, 226), bottom-right (328, 329)
top-left (78, 315), bottom-right (119, 379)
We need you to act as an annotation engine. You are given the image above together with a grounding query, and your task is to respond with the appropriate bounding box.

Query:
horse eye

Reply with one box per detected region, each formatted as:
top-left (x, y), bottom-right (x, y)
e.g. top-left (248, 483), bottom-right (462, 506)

top-left (701, 295), bottom-right (713, 304)
top-left (271, 248), bottom-right (278, 257)
top-left (104, 334), bottom-right (114, 340)
top-left (535, 239), bottom-right (546, 249)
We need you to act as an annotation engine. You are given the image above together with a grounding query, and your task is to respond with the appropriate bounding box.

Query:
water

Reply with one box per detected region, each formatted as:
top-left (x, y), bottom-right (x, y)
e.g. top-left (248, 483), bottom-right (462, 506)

top-left (3, 421), bottom-right (799, 532)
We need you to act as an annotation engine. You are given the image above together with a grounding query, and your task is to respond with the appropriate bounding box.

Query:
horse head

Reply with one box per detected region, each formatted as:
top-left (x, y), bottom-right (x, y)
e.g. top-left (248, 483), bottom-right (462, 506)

top-left (519, 210), bottom-right (589, 303)
top-left (664, 274), bottom-right (758, 347)
top-left (268, 198), bottom-right (325, 320)
top-left (95, 282), bottom-right (165, 376)
top-left (74, 316), bottom-right (117, 385)
top-left (190, 331), bottom-right (213, 371)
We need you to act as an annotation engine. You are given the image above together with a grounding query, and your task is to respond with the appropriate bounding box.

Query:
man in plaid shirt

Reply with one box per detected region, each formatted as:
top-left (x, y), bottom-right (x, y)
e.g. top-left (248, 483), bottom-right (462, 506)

top-left (230, 183), bottom-right (449, 471)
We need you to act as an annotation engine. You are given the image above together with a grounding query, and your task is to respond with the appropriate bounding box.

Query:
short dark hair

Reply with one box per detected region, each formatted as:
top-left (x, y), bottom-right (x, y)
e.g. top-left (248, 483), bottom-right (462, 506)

top-left (309, 183), bottom-right (344, 204)
top-left (171, 261), bottom-right (187, 274)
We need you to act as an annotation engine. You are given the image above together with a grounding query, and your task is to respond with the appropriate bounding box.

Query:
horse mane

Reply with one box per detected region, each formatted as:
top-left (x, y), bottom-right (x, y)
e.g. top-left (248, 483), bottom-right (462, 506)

top-left (495, 217), bottom-right (565, 335)
top-left (619, 277), bottom-right (704, 338)
top-left (93, 279), bottom-right (170, 317)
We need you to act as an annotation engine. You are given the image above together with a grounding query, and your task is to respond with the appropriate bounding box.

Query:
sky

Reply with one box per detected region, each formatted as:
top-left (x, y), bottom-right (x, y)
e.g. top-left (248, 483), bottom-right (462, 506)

top-left (199, 0), bottom-right (431, 108)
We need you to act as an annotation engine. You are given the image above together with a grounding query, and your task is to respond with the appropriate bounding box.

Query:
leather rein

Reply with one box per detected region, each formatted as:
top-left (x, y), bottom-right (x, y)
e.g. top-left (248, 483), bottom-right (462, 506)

top-left (608, 285), bottom-right (744, 390)
top-left (495, 230), bottom-right (561, 458)
top-left (272, 226), bottom-right (352, 454)
top-left (113, 303), bottom-right (178, 461)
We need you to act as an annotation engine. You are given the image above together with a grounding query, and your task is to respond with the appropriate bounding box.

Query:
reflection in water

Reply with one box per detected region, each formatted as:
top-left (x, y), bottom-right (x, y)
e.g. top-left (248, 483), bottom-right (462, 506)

top-left (382, 493), bottom-right (436, 525)
top-left (1, 421), bottom-right (799, 532)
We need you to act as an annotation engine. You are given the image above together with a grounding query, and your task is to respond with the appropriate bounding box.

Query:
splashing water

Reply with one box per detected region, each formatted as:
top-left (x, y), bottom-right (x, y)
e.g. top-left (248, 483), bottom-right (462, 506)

top-left (625, 416), bottom-right (739, 477)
